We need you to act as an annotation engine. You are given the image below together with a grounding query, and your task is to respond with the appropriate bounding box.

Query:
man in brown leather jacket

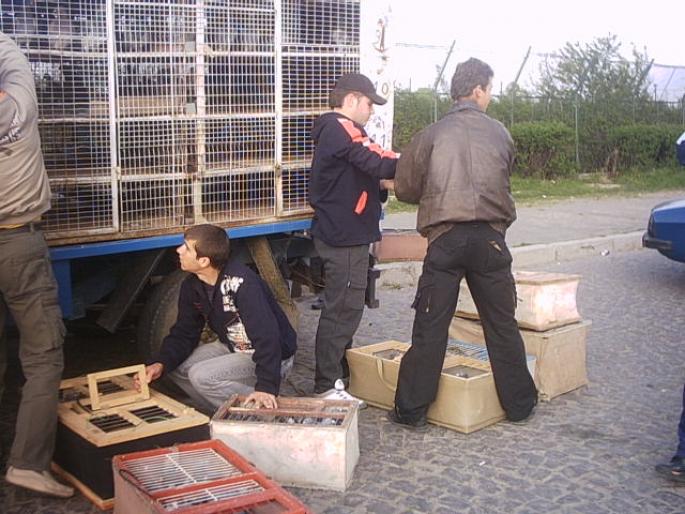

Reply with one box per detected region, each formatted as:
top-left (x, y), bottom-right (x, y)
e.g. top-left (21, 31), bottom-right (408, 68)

top-left (388, 58), bottom-right (537, 429)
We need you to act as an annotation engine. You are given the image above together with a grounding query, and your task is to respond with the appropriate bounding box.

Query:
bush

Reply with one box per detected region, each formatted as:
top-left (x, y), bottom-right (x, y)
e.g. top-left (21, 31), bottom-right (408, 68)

top-left (510, 122), bottom-right (576, 178)
top-left (606, 124), bottom-right (682, 172)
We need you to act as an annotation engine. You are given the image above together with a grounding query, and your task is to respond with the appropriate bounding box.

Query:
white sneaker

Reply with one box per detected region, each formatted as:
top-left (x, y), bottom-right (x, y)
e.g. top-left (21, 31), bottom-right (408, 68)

top-left (317, 379), bottom-right (367, 409)
top-left (5, 466), bottom-right (74, 498)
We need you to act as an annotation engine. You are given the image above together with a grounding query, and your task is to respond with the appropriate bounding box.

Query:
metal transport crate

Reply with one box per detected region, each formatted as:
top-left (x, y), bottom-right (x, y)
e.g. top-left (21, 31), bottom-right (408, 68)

top-left (1, 1), bottom-right (370, 244)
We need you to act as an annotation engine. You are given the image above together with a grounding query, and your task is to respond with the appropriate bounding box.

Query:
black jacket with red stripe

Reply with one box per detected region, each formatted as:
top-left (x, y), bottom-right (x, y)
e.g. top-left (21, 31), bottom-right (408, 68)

top-left (309, 112), bottom-right (398, 246)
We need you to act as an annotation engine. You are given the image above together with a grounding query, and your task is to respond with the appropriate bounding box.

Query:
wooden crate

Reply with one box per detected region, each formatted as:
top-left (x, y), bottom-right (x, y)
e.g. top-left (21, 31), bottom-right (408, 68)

top-left (113, 439), bottom-right (312, 513)
top-left (347, 340), bottom-right (536, 434)
top-left (53, 365), bottom-right (210, 509)
top-left (450, 317), bottom-right (590, 401)
top-left (456, 271), bottom-right (581, 331)
top-left (211, 396), bottom-right (359, 491)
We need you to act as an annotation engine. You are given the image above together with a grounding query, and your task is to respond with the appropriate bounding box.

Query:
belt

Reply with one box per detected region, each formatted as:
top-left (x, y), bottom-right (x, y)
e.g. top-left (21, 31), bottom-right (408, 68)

top-left (0, 222), bottom-right (42, 235)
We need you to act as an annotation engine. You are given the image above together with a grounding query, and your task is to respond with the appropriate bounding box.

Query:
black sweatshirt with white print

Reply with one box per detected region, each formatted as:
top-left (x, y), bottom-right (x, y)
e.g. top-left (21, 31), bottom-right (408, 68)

top-left (151, 258), bottom-right (297, 396)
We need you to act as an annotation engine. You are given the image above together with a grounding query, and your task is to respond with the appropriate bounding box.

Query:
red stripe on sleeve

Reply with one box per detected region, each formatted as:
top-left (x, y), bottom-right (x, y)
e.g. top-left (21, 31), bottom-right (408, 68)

top-left (337, 118), bottom-right (399, 159)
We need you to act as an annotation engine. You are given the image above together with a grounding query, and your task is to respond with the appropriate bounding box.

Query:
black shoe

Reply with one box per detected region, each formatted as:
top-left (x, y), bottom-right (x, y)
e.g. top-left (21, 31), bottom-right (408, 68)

top-left (507, 406), bottom-right (536, 425)
top-left (386, 409), bottom-right (429, 432)
top-left (655, 456), bottom-right (685, 483)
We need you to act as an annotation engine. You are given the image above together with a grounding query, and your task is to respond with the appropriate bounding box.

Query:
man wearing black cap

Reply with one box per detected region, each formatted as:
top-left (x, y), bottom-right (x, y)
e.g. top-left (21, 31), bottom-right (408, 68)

top-left (309, 72), bottom-right (397, 395)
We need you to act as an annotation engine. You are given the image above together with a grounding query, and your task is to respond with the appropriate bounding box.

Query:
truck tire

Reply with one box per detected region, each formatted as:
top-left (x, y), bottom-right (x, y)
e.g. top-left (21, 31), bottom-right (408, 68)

top-left (136, 269), bottom-right (188, 361)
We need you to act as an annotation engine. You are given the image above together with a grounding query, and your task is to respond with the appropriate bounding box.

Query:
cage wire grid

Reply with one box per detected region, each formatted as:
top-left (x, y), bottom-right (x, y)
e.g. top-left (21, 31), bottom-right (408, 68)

top-left (0, 0), bottom-right (362, 241)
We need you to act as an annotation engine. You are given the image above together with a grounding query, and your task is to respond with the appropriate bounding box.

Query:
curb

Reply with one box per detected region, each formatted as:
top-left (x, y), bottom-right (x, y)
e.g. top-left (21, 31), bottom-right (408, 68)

top-left (377, 230), bottom-right (645, 289)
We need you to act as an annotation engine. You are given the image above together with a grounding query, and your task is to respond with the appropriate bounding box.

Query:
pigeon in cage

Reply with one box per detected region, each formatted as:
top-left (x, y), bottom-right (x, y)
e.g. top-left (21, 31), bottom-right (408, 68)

top-left (47, 3), bottom-right (75, 52)
top-left (6, 2), bottom-right (38, 48)
top-left (229, 13), bottom-right (270, 54)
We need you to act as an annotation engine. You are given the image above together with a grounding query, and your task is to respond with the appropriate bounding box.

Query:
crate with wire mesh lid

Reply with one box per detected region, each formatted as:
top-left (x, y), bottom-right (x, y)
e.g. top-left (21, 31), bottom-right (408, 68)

top-left (52, 365), bottom-right (210, 510)
top-left (112, 439), bottom-right (312, 513)
top-left (348, 340), bottom-right (536, 433)
top-left (211, 395), bottom-right (359, 491)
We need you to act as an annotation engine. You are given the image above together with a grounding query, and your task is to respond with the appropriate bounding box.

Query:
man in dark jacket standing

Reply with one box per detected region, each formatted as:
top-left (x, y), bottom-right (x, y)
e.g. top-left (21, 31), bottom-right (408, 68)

top-left (143, 224), bottom-right (297, 411)
top-left (1, 32), bottom-right (73, 497)
top-left (309, 73), bottom-right (397, 394)
top-left (389, 58), bottom-right (537, 429)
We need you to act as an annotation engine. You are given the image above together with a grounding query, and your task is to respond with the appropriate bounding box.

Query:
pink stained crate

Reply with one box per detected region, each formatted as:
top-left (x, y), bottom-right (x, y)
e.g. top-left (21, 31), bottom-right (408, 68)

top-left (456, 271), bottom-right (581, 331)
top-left (211, 396), bottom-right (359, 491)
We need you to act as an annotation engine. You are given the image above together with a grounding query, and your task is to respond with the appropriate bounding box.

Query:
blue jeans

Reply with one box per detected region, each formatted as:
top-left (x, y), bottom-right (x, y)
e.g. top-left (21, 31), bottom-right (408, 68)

top-left (168, 342), bottom-right (294, 413)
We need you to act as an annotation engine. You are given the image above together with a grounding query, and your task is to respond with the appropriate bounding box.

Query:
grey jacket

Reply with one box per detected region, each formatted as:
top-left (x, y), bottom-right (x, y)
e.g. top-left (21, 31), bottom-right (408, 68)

top-left (0, 32), bottom-right (51, 227)
top-left (395, 100), bottom-right (516, 244)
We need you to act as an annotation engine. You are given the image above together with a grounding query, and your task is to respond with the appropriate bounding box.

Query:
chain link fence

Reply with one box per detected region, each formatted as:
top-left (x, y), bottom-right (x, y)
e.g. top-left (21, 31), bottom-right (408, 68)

top-left (393, 89), bottom-right (685, 172)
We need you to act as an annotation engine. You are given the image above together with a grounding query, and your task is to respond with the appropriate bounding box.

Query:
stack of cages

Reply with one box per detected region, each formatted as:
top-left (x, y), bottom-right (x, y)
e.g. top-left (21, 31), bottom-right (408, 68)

top-left (1, 0), bottom-right (114, 240)
top-left (1, 1), bottom-right (392, 244)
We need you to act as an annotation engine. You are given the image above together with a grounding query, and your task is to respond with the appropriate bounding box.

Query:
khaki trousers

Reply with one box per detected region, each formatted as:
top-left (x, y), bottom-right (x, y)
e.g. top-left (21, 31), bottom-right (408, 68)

top-left (0, 228), bottom-right (65, 471)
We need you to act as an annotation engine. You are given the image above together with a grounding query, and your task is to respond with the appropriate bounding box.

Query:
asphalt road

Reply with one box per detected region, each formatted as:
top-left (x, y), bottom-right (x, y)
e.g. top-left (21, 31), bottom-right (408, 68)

top-left (1, 248), bottom-right (684, 513)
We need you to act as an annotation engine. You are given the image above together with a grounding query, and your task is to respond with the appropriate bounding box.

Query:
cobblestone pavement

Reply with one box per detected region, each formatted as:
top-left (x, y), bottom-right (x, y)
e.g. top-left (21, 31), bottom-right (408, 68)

top-left (2, 249), bottom-right (685, 513)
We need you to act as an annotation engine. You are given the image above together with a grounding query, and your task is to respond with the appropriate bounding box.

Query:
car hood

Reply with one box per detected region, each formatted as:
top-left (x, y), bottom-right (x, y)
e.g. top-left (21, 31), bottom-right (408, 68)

top-left (652, 198), bottom-right (685, 214)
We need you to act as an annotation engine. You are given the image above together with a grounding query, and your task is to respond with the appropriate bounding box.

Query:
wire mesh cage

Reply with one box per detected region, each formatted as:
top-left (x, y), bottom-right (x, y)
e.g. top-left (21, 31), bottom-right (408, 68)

top-left (1, 0), bottom-right (367, 243)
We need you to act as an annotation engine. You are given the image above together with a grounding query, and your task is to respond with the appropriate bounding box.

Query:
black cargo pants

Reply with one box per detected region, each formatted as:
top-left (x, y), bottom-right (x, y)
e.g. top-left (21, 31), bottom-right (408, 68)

top-left (394, 222), bottom-right (537, 422)
top-left (313, 238), bottom-right (369, 393)
top-left (0, 227), bottom-right (65, 471)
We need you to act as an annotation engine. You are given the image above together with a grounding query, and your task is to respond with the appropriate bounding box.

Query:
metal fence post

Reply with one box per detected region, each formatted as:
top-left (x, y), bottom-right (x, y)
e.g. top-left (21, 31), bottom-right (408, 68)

top-left (574, 102), bottom-right (580, 169)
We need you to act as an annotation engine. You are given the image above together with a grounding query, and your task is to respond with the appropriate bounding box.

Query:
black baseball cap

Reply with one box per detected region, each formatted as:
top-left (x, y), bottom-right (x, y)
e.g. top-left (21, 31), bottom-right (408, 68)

top-left (333, 73), bottom-right (387, 105)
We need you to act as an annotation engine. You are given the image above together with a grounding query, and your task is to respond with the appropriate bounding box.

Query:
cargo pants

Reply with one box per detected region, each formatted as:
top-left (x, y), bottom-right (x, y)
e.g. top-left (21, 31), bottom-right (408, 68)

top-left (0, 227), bottom-right (65, 471)
top-left (313, 238), bottom-right (369, 393)
top-left (394, 222), bottom-right (537, 422)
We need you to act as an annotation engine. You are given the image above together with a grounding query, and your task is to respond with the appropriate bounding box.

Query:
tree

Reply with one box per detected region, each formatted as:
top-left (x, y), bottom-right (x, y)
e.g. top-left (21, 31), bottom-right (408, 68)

top-left (536, 35), bottom-right (651, 103)
top-left (535, 35), bottom-right (654, 170)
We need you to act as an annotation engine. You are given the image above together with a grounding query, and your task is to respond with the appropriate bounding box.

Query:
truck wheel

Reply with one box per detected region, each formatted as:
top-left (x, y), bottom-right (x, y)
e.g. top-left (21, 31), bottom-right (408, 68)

top-left (136, 269), bottom-right (188, 361)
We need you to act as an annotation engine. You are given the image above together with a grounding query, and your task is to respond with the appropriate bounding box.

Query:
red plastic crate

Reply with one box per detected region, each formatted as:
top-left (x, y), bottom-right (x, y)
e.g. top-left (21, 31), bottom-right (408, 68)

top-left (112, 440), bottom-right (312, 514)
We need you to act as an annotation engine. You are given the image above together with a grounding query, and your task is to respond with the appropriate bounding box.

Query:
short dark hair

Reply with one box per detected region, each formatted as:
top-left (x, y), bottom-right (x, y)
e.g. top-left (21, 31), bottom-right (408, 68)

top-left (329, 89), bottom-right (363, 108)
top-left (450, 58), bottom-right (494, 101)
top-left (184, 224), bottom-right (230, 270)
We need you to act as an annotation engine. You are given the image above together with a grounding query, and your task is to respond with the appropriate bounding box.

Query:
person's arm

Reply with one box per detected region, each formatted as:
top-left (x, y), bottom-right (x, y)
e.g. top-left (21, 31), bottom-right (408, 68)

top-left (394, 129), bottom-right (429, 204)
top-left (0, 35), bottom-right (38, 117)
top-left (146, 278), bottom-right (205, 379)
top-left (234, 279), bottom-right (283, 400)
top-left (330, 117), bottom-right (398, 180)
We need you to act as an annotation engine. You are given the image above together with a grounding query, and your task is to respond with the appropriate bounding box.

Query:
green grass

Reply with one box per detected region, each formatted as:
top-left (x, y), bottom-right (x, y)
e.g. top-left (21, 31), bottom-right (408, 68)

top-left (384, 167), bottom-right (685, 213)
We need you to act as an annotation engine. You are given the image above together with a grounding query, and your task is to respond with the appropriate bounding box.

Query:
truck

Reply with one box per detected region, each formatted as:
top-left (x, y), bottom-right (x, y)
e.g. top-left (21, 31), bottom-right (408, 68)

top-left (1, 0), bottom-right (394, 357)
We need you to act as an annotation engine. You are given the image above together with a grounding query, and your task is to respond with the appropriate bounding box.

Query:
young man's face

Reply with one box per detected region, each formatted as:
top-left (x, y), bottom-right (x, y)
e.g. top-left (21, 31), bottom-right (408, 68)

top-left (347, 93), bottom-right (374, 125)
top-left (177, 239), bottom-right (203, 273)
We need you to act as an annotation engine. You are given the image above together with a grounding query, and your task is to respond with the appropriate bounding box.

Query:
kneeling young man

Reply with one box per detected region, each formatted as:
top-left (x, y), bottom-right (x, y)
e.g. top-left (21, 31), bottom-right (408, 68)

top-left (143, 224), bottom-right (297, 411)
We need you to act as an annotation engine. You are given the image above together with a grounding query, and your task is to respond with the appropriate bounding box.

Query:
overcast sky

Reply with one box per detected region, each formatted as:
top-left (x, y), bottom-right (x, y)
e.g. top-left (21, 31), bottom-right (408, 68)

top-left (389, 0), bottom-right (685, 94)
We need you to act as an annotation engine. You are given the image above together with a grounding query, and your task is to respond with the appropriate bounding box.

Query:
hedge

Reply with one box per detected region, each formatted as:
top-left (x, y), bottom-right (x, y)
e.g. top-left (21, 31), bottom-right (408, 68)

top-left (510, 122), bottom-right (576, 178)
top-left (605, 124), bottom-right (683, 172)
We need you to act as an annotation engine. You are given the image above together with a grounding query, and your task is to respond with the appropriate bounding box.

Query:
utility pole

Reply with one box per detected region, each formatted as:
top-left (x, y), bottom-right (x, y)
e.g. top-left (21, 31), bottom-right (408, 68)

top-left (510, 46), bottom-right (531, 127)
top-left (432, 40), bottom-right (455, 122)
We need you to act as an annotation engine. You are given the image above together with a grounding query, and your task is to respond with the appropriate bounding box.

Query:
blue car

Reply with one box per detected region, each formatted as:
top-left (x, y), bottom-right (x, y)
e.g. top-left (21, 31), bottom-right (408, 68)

top-left (643, 199), bottom-right (685, 263)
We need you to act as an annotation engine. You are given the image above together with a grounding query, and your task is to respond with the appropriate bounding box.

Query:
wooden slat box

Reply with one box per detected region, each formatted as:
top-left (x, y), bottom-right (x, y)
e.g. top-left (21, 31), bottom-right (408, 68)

top-left (211, 396), bottom-right (359, 491)
top-left (456, 271), bottom-right (582, 331)
top-left (347, 340), bottom-right (536, 433)
top-left (53, 365), bottom-right (209, 510)
top-left (112, 440), bottom-right (312, 514)
top-left (450, 317), bottom-right (591, 402)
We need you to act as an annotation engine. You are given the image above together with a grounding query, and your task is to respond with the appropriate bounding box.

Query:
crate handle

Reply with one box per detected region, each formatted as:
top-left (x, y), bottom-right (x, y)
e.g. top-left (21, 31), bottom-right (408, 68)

top-left (376, 359), bottom-right (397, 393)
top-left (87, 364), bottom-right (150, 411)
